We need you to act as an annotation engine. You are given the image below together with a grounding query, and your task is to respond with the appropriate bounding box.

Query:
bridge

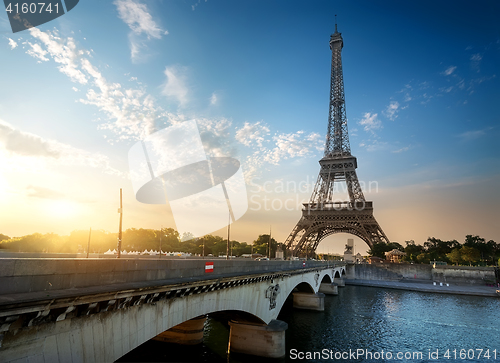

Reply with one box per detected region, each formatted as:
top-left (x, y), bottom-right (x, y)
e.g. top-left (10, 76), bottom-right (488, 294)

top-left (0, 258), bottom-right (346, 362)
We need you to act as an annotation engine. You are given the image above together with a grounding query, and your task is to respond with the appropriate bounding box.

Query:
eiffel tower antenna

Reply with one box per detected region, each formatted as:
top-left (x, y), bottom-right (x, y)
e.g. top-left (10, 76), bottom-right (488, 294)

top-left (285, 24), bottom-right (390, 258)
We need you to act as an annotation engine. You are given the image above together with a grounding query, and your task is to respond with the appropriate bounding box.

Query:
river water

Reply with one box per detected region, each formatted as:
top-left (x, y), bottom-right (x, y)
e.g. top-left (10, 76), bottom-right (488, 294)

top-left (118, 286), bottom-right (500, 362)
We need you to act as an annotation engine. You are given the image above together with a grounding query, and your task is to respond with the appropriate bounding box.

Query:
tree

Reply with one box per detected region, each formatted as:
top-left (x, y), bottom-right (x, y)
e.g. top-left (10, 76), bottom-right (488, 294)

top-left (368, 242), bottom-right (403, 259)
top-left (180, 232), bottom-right (195, 242)
top-left (253, 234), bottom-right (277, 257)
top-left (446, 249), bottom-right (462, 265)
top-left (460, 246), bottom-right (480, 266)
top-left (404, 240), bottom-right (424, 263)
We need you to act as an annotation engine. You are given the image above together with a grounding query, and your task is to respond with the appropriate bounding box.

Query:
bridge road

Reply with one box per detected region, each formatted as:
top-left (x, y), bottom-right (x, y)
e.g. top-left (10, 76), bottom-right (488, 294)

top-left (0, 258), bottom-right (346, 362)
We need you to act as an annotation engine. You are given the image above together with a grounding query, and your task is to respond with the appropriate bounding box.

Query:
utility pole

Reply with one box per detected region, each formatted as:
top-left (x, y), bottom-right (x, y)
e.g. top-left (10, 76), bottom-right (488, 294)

top-left (86, 227), bottom-right (91, 258)
top-left (268, 225), bottom-right (272, 259)
top-left (226, 211), bottom-right (230, 260)
top-left (159, 225), bottom-right (162, 259)
top-left (117, 188), bottom-right (123, 258)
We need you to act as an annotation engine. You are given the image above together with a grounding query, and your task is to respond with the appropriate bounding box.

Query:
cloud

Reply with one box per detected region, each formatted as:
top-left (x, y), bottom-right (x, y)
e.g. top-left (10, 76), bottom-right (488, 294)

top-left (24, 28), bottom-right (163, 140)
top-left (0, 119), bottom-right (59, 158)
top-left (28, 27), bottom-right (88, 84)
top-left (235, 121), bottom-right (270, 147)
top-left (196, 117), bottom-right (234, 158)
top-left (8, 38), bottom-right (18, 49)
top-left (442, 66), bottom-right (457, 76)
top-left (210, 92), bottom-right (218, 105)
top-left (457, 129), bottom-right (488, 141)
top-left (162, 66), bottom-right (189, 106)
top-left (26, 185), bottom-right (65, 199)
top-left (384, 101), bottom-right (400, 121)
top-left (263, 131), bottom-right (322, 165)
top-left (470, 53), bottom-right (482, 72)
top-left (358, 140), bottom-right (388, 152)
top-left (392, 146), bottom-right (410, 153)
top-left (240, 128), bottom-right (323, 180)
top-left (0, 119), bottom-right (122, 175)
top-left (114, 0), bottom-right (166, 39)
top-left (26, 42), bottom-right (49, 62)
top-left (114, 0), bottom-right (168, 62)
top-left (359, 112), bottom-right (382, 132)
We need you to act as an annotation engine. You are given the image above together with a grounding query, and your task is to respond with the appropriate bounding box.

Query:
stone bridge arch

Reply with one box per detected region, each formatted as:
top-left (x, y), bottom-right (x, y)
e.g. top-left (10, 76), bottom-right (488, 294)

top-left (0, 265), bottom-right (346, 362)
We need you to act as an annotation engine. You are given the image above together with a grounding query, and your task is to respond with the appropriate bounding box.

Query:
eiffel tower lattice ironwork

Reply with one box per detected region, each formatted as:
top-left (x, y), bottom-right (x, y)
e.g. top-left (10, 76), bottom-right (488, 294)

top-left (284, 23), bottom-right (390, 258)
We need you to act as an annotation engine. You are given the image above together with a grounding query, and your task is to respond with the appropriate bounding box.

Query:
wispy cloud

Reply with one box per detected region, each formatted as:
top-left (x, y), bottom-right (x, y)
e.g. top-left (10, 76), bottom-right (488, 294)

top-left (25, 28), bottom-right (162, 140)
top-left (384, 101), bottom-right (400, 121)
top-left (27, 28), bottom-right (89, 84)
top-left (442, 66), bottom-right (457, 76)
top-left (26, 185), bottom-right (65, 199)
top-left (358, 140), bottom-right (388, 152)
top-left (392, 146), bottom-right (410, 153)
top-left (210, 92), bottom-right (218, 105)
top-left (26, 41), bottom-right (49, 62)
top-left (114, 0), bottom-right (168, 63)
top-left (470, 53), bottom-right (482, 72)
top-left (236, 125), bottom-right (323, 180)
top-left (457, 128), bottom-right (490, 141)
top-left (191, 0), bottom-right (207, 11)
top-left (0, 119), bottom-right (59, 158)
top-left (162, 66), bottom-right (189, 106)
top-left (359, 112), bottom-right (382, 132)
top-left (0, 119), bottom-right (122, 176)
top-left (235, 121), bottom-right (270, 148)
top-left (8, 38), bottom-right (17, 49)
top-left (263, 131), bottom-right (322, 165)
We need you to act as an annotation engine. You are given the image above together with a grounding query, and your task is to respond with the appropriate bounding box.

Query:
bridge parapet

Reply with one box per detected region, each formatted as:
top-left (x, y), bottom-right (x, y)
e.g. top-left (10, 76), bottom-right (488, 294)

top-left (0, 259), bottom-right (346, 362)
top-left (0, 258), bottom-right (335, 296)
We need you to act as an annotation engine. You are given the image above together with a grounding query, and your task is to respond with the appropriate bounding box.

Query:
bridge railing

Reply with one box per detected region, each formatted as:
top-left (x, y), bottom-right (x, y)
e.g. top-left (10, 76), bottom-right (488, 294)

top-left (0, 258), bottom-right (341, 298)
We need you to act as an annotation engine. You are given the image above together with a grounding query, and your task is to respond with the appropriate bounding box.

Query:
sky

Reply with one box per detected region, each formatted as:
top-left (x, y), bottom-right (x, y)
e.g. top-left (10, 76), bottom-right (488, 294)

top-left (0, 0), bottom-right (499, 254)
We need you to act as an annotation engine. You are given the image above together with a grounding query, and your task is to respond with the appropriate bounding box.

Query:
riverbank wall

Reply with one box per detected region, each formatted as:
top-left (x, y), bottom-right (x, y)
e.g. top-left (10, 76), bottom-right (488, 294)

top-left (346, 263), bottom-right (497, 285)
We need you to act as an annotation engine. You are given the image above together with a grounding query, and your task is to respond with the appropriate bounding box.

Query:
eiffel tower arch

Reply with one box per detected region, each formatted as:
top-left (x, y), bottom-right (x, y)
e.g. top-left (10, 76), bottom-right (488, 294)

top-left (284, 22), bottom-right (390, 258)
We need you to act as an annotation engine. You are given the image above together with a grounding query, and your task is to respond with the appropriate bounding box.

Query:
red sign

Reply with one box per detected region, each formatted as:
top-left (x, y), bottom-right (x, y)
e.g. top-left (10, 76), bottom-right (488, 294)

top-left (205, 262), bottom-right (214, 273)
top-left (302, 261), bottom-right (306, 267)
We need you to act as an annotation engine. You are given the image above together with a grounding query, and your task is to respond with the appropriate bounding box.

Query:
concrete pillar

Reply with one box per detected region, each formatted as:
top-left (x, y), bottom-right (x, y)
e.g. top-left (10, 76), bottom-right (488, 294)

top-left (292, 292), bottom-right (325, 311)
top-left (335, 278), bottom-right (345, 287)
top-left (319, 282), bottom-right (338, 295)
top-left (153, 315), bottom-right (206, 345)
top-left (228, 319), bottom-right (288, 358)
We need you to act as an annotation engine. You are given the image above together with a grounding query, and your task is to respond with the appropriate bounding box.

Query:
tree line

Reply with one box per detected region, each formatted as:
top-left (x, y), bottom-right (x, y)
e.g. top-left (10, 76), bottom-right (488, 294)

top-left (369, 235), bottom-right (500, 266)
top-left (0, 229), bottom-right (280, 257)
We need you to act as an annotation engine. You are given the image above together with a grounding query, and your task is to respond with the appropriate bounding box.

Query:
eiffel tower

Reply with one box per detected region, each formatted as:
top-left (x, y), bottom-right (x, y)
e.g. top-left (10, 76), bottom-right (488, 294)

top-left (284, 22), bottom-right (390, 258)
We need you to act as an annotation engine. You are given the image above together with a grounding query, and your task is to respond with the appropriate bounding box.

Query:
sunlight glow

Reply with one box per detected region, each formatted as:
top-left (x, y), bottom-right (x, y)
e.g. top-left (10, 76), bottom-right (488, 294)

top-left (47, 200), bottom-right (79, 218)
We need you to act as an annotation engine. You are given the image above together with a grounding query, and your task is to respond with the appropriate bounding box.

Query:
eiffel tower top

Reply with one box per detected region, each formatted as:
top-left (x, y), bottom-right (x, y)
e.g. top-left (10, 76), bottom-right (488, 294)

top-left (324, 17), bottom-right (350, 158)
top-left (330, 15), bottom-right (343, 49)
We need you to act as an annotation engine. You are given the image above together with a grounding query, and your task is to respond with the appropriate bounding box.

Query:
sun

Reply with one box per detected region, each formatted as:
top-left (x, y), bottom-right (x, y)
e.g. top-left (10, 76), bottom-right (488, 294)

top-left (47, 200), bottom-right (79, 218)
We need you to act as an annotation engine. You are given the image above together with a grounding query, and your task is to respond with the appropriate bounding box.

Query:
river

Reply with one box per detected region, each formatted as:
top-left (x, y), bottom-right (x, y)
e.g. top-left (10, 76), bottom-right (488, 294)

top-left (117, 285), bottom-right (500, 362)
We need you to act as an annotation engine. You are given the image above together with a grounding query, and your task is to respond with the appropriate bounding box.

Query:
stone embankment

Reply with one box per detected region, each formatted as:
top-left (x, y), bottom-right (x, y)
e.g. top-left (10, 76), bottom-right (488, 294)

top-left (345, 263), bottom-right (499, 297)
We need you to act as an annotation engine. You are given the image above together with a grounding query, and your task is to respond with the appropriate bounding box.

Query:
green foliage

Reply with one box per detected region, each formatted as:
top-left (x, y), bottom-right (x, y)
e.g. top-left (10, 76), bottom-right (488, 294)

top-left (416, 253), bottom-right (430, 264)
top-left (403, 240), bottom-right (424, 263)
top-left (446, 249), bottom-right (462, 265)
top-left (253, 234), bottom-right (278, 257)
top-left (460, 246), bottom-right (480, 266)
top-left (0, 233), bottom-right (65, 253)
top-left (368, 242), bottom-right (404, 259)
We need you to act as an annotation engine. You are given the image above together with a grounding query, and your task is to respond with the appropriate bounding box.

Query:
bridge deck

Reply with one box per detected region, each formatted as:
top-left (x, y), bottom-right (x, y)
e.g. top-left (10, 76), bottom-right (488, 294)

top-left (0, 258), bottom-right (340, 317)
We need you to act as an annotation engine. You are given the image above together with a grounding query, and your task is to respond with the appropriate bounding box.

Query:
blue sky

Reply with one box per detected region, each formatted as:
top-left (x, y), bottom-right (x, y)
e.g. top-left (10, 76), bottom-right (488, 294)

top-left (1, 1), bottom-right (499, 253)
